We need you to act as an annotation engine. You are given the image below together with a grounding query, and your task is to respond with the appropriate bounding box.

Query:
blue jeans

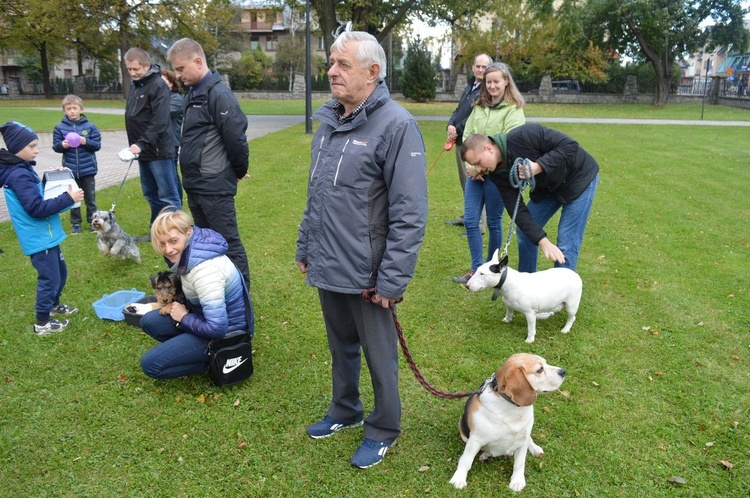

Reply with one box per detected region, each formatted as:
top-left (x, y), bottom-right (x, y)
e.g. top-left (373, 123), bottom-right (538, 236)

top-left (517, 174), bottom-right (599, 273)
top-left (30, 246), bottom-right (67, 322)
top-left (140, 311), bottom-right (209, 379)
top-left (464, 177), bottom-right (503, 271)
top-left (138, 158), bottom-right (182, 224)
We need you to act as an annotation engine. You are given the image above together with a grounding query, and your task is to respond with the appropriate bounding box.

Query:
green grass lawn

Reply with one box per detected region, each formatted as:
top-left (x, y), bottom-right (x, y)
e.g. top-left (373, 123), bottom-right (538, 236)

top-left (3, 98), bottom-right (750, 133)
top-left (0, 117), bottom-right (748, 496)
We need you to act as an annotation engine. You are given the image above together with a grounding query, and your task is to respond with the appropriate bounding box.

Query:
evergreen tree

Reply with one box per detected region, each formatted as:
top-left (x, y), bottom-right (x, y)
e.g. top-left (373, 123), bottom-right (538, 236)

top-left (400, 37), bottom-right (436, 102)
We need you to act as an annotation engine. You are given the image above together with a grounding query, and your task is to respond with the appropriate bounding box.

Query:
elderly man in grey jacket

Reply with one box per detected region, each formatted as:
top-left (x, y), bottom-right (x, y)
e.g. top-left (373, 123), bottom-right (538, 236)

top-left (296, 31), bottom-right (428, 470)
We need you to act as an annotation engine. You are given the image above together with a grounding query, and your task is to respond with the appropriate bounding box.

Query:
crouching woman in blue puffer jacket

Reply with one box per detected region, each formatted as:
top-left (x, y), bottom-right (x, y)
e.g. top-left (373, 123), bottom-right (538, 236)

top-left (139, 209), bottom-right (254, 379)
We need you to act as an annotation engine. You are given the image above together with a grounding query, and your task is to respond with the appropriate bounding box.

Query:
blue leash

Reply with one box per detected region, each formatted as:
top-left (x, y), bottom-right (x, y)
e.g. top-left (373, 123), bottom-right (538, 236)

top-left (499, 158), bottom-right (535, 258)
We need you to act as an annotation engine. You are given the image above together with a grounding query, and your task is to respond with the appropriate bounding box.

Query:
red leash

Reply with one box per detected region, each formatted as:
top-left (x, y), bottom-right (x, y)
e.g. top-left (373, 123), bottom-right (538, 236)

top-left (426, 140), bottom-right (456, 177)
top-left (362, 289), bottom-right (480, 400)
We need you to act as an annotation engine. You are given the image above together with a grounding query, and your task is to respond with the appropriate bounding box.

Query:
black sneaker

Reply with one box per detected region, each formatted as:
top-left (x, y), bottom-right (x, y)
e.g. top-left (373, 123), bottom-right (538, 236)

top-left (72, 224), bottom-right (82, 235)
top-left (51, 304), bottom-right (79, 315)
top-left (452, 271), bottom-right (475, 284)
top-left (33, 319), bottom-right (69, 335)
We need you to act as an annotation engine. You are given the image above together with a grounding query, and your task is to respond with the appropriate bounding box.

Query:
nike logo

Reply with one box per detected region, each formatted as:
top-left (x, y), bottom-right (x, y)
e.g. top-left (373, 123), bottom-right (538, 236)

top-left (222, 356), bottom-right (248, 374)
top-left (220, 111), bottom-right (229, 115)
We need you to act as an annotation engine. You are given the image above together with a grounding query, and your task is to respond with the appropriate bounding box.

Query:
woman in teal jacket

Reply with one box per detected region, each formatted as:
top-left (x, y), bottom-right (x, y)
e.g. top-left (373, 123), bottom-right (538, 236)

top-left (453, 63), bottom-right (526, 283)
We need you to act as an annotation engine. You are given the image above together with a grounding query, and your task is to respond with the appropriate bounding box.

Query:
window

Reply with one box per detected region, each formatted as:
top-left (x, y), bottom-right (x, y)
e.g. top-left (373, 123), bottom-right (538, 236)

top-left (250, 37), bottom-right (259, 51)
top-left (266, 36), bottom-right (278, 51)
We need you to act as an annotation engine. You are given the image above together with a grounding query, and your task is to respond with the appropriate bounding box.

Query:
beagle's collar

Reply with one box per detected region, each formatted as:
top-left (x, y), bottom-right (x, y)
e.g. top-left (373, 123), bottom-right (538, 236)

top-left (488, 374), bottom-right (520, 407)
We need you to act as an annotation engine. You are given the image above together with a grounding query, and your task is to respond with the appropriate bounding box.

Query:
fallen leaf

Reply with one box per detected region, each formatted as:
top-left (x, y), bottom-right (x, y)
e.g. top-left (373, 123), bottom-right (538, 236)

top-left (705, 442), bottom-right (715, 447)
top-left (183, 434), bottom-right (188, 439)
top-left (282, 321), bottom-right (288, 326)
top-left (697, 321), bottom-right (704, 326)
top-left (642, 326), bottom-right (650, 331)
top-left (651, 330), bottom-right (659, 335)
top-left (175, 396), bottom-right (181, 403)
top-left (117, 374), bottom-right (128, 382)
top-left (648, 376), bottom-right (653, 382)
top-left (542, 406), bottom-right (550, 412)
top-left (196, 394), bottom-right (206, 403)
top-left (559, 390), bottom-right (570, 398)
top-left (667, 476), bottom-right (686, 484)
top-left (592, 381), bottom-right (600, 387)
top-left (418, 465), bottom-right (430, 472)
top-left (719, 460), bottom-right (734, 469)
top-left (238, 441), bottom-right (247, 449)
top-left (731, 356), bottom-right (740, 361)
top-left (233, 399), bottom-right (240, 409)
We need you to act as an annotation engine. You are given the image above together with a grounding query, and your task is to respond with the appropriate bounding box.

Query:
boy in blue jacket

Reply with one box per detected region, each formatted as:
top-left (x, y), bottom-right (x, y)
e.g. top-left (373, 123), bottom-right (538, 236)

top-left (1, 121), bottom-right (84, 334)
top-left (52, 94), bottom-right (101, 234)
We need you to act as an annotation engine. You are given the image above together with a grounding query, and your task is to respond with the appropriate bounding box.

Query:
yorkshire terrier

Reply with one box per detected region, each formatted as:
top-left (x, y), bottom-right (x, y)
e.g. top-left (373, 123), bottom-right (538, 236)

top-left (149, 271), bottom-right (187, 315)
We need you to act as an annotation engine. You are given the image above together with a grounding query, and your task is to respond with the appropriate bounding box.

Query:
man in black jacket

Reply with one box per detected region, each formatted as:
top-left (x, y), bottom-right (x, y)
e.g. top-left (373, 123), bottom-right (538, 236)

top-left (167, 38), bottom-right (250, 286)
top-left (445, 53), bottom-right (492, 226)
top-left (123, 48), bottom-right (181, 241)
top-left (461, 124), bottom-right (600, 273)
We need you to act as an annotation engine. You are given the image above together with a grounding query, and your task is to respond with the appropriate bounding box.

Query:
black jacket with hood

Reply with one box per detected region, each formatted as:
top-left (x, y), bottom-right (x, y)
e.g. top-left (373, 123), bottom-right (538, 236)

top-left (124, 64), bottom-right (175, 161)
top-left (179, 71), bottom-right (249, 196)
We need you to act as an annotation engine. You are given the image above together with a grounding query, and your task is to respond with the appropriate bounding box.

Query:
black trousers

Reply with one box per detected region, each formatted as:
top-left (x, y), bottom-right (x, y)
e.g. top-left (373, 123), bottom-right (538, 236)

top-left (187, 192), bottom-right (250, 286)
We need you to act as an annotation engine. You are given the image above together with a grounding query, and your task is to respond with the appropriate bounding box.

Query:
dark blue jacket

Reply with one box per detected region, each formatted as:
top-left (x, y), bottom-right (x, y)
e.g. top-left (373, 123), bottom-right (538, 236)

top-left (448, 78), bottom-right (481, 145)
top-left (180, 71), bottom-right (249, 196)
top-left (52, 115), bottom-right (101, 178)
top-left (0, 149), bottom-right (73, 256)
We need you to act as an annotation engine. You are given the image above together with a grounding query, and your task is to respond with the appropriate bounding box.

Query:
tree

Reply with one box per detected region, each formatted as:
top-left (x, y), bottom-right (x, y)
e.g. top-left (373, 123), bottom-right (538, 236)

top-left (0, 0), bottom-right (73, 97)
top-left (583, 0), bottom-right (749, 106)
top-left (400, 37), bottom-right (436, 102)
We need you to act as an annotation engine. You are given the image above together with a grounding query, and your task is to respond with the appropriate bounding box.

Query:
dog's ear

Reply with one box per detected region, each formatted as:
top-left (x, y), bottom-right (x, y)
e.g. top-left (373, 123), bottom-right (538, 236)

top-left (499, 254), bottom-right (509, 269)
top-left (491, 248), bottom-right (500, 264)
top-left (108, 211), bottom-right (116, 223)
top-left (497, 364), bottom-right (537, 407)
top-left (169, 273), bottom-right (182, 292)
top-left (149, 275), bottom-right (158, 289)
top-left (489, 264), bottom-right (501, 274)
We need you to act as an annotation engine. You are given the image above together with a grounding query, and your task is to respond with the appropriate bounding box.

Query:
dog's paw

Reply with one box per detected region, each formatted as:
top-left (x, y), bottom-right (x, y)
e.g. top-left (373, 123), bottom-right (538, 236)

top-left (528, 443), bottom-right (544, 457)
top-left (508, 475), bottom-right (526, 492)
top-left (502, 316), bottom-right (513, 323)
top-left (449, 474), bottom-right (468, 489)
top-left (524, 336), bottom-right (535, 343)
top-left (478, 451), bottom-right (492, 462)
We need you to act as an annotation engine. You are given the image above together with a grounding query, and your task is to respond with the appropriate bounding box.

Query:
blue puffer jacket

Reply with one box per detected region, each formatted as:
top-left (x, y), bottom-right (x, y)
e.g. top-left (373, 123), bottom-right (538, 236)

top-left (0, 149), bottom-right (73, 256)
top-left (52, 115), bottom-right (101, 178)
top-left (170, 226), bottom-right (254, 339)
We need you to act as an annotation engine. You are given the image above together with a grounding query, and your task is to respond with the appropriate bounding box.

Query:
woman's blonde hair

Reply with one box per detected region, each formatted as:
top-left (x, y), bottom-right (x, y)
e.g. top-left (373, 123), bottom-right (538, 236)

top-left (476, 62), bottom-right (525, 109)
top-left (150, 208), bottom-right (192, 252)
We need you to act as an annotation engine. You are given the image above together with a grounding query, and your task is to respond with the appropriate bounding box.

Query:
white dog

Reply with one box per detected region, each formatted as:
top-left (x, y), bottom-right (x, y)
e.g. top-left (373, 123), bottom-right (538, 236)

top-left (91, 210), bottom-right (141, 264)
top-left (465, 249), bottom-right (582, 343)
top-left (449, 353), bottom-right (566, 492)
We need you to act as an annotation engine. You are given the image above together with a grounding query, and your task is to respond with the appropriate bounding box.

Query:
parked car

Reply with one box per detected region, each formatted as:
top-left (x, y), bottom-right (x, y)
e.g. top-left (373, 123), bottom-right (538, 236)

top-left (552, 79), bottom-right (581, 92)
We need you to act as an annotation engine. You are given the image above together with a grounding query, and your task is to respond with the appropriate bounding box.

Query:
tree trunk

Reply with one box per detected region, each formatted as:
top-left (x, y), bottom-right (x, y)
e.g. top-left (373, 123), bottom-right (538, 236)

top-left (40, 41), bottom-right (52, 99)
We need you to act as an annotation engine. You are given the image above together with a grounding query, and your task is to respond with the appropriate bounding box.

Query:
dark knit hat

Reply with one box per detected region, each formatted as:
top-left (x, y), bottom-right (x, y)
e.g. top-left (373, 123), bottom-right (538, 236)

top-left (0, 121), bottom-right (39, 154)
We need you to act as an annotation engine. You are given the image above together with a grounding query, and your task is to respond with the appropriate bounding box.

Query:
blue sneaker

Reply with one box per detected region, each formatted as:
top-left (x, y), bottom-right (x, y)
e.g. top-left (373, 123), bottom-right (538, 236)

top-left (307, 415), bottom-right (363, 439)
top-left (350, 438), bottom-right (393, 469)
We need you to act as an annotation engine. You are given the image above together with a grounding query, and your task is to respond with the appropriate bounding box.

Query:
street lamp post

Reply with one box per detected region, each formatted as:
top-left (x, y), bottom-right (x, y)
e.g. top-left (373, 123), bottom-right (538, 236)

top-left (701, 56), bottom-right (711, 120)
top-left (305, 0), bottom-right (313, 134)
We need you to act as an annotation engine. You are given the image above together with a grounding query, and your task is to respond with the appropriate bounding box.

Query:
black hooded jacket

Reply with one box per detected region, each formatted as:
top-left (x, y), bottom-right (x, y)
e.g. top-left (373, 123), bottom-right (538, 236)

top-left (124, 64), bottom-right (175, 161)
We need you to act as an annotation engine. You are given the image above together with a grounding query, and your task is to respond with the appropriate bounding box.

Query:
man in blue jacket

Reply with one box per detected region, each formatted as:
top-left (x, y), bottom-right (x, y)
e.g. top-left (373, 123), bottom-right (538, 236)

top-left (167, 38), bottom-right (251, 287)
top-left (296, 31), bottom-right (428, 470)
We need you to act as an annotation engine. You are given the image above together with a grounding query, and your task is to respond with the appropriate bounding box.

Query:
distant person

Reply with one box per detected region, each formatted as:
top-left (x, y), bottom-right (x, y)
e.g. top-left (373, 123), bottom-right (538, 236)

top-left (166, 38), bottom-right (251, 287)
top-left (461, 123), bottom-right (600, 272)
top-left (296, 31), bottom-right (428, 469)
top-left (453, 62), bottom-right (526, 284)
top-left (445, 53), bottom-right (492, 226)
top-left (161, 69), bottom-right (184, 200)
top-left (122, 47), bottom-right (181, 242)
top-left (52, 94), bottom-right (101, 234)
top-left (0, 121), bottom-right (84, 334)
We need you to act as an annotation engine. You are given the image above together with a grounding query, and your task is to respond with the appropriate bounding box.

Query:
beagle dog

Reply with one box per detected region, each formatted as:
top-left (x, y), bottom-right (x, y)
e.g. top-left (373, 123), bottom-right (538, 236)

top-left (465, 249), bottom-right (583, 343)
top-left (449, 354), bottom-right (566, 492)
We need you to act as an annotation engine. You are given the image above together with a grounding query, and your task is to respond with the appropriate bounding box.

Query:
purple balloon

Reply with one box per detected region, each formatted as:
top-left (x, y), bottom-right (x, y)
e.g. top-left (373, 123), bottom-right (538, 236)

top-left (65, 132), bottom-right (81, 148)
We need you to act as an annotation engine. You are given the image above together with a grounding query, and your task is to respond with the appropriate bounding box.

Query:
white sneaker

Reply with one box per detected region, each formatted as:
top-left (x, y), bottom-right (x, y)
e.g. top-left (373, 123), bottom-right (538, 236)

top-left (33, 319), bottom-right (69, 335)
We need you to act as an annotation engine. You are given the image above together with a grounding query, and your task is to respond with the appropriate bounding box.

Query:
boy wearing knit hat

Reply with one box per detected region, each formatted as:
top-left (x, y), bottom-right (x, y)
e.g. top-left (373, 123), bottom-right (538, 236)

top-left (0, 121), bottom-right (85, 334)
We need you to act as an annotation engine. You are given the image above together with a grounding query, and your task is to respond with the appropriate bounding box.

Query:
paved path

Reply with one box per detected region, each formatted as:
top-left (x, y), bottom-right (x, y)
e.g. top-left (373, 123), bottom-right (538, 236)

top-left (2, 111), bottom-right (748, 222)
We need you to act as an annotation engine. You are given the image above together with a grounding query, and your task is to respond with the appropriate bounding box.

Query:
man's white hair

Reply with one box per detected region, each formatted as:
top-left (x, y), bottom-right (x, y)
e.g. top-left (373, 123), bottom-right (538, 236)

top-left (331, 31), bottom-right (387, 81)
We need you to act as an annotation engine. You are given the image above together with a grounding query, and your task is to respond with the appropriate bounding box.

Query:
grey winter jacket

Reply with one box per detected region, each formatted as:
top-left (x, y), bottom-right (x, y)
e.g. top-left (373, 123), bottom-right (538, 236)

top-left (296, 82), bottom-right (428, 299)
